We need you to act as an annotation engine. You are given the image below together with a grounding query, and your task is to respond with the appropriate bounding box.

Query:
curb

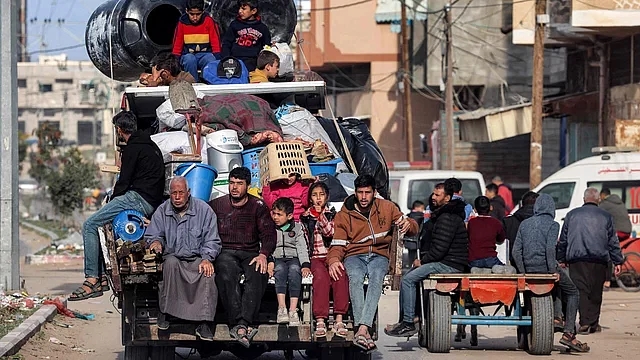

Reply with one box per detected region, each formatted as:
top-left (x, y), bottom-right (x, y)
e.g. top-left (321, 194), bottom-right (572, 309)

top-left (0, 299), bottom-right (65, 357)
top-left (24, 254), bottom-right (84, 265)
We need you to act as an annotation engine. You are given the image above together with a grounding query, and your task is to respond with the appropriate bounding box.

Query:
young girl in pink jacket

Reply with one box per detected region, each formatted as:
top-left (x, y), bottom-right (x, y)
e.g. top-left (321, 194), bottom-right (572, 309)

top-left (262, 173), bottom-right (311, 221)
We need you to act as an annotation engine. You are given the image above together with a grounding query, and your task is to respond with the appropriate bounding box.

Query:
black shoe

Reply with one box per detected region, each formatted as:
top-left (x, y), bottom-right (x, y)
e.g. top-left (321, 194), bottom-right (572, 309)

top-left (386, 322), bottom-right (417, 337)
top-left (196, 323), bottom-right (214, 341)
top-left (157, 312), bottom-right (170, 331)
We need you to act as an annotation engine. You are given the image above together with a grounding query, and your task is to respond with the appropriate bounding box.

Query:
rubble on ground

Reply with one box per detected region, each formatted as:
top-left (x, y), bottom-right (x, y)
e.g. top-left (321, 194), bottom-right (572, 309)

top-left (35, 231), bottom-right (84, 255)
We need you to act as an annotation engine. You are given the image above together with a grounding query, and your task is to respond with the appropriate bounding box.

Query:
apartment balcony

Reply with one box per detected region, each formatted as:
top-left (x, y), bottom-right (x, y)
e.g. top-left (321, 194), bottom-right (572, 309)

top-left (513, 0), bottom-right (640, 46)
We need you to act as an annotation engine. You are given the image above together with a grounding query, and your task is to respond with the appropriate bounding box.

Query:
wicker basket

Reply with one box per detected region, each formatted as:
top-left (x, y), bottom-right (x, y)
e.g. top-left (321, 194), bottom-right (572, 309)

top-left (259, 142), bottom-right (314, 184)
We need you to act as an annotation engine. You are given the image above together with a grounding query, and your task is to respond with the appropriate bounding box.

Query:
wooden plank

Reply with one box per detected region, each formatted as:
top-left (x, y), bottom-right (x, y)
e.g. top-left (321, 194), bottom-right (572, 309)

top-left (104, 224), bottom-right (122, 293)
top-left (135, 324), bottom-right (313, 342)
top-left (427, 274), bottom-right (557, 280)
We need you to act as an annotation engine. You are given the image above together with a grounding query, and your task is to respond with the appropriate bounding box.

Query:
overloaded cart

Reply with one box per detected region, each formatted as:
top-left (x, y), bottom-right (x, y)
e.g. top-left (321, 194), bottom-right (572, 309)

top-left (417, 273), bottom-right (558, 355)
top-left (98, 79), bottom-right (392, 360)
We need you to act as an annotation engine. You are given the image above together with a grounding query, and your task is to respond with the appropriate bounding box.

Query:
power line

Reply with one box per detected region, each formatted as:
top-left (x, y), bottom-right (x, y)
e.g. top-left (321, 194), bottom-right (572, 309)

top-left (309, 0), bottom-right (372, 11)
top-left (28, 43), bottom-right (85, 55)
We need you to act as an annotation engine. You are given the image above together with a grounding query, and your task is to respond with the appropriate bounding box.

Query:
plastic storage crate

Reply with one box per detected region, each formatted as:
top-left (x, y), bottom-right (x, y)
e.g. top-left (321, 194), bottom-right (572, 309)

top-left (259, 142), bottom-right (314, 185)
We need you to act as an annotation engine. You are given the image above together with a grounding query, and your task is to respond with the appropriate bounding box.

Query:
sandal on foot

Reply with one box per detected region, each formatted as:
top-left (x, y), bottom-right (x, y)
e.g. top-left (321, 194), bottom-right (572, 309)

top-left (315, 321), bottom-right (327, 338)
top-left (334, 322), bottom-right (348, 338)
top-left (560, 333), bottom-right (590, 352)
top-left (100, 275), bottom-right (110, 292)
top-left (365, 338), bottom-right (377, 352)
top-left (246, 326), bottom-right (258, 341)
top-left (554, 318), bottom-right (564, 332)
top-left (229, 325), bottom-right (250, 348)
top-left (68, 280), bottom-right (103, 301)
top-left (352, 335), bottom-right (369, 351)
top-left (577, 325), bottom-right (590, 335)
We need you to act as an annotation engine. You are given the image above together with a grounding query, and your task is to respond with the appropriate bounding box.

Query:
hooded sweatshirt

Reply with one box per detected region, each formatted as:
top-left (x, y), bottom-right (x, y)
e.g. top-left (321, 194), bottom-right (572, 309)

top-left (172, 13), bottom-right (222, 56)
top-left (512, 194), bottom-right (559, 274)
top-left (599, 194), bottom-right (632, 234)
top-left (489, 195), bottom-right (506, 220)
top-left (112, 131), bottom-right (165, 209)
top-left (273, 221), bottom-right (310, 268)
top-left (326, 196), bottom-right (419, 265)
top-left (221, 17), bottom-right (272, 68)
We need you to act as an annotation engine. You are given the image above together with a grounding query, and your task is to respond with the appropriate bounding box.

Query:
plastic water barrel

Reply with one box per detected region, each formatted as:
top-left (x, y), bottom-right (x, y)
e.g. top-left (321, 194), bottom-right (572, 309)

top-left (112, 210), bottom-right (146, 242)
top-left (175, 163), bottom-right (218, 202)
top-left (85, 0), bottom-right (298, 82)
top-left (241, 147), bottom-right (264, 188)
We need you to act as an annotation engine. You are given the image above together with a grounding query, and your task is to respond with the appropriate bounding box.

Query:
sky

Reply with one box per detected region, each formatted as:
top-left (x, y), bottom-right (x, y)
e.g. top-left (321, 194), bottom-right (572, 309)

top-left (26, 0), bottom-right (311, 62)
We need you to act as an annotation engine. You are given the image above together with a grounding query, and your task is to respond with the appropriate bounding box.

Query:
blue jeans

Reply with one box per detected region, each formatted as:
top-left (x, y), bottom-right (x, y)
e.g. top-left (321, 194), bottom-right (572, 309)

top-left (273, 258), bottom-right (302, 298)
top-left (469, 257), bottom-right (503, 269)
top-left (401, 262), bottom-right (459, 323)
top-left (83, 191), bottom-right (154, 278)
top-left (344, 253), bottom-right (389, 328)
top-left (180, 52), bottom-right (217, 82)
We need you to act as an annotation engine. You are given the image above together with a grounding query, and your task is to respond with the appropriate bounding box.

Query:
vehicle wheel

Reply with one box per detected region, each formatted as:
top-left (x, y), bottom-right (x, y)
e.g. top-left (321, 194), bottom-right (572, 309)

top-left (527, 294), bottom-right (553, 355)
top-left (124, 345), bottom-right (149, 360)
top-left (427, 291), bottom-right (451, 353)
top-left (149, 346), bottom-right (175, 360)
top-left (418, 290), bottom-right (428, 348)
top-left (616, 252), bottom-right (640, 292)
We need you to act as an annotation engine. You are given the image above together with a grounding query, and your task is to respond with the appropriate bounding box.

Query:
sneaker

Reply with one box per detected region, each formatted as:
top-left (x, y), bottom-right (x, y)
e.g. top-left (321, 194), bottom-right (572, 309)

top-left (157, 312), bottom-right (170, 331)
top-left (196, 323), bottom-right (214, 341)
top-left (386, 322), bottom-right (417, 337)
top-left (277, 307), bottom-right (289, 324)
top-left (289, 309), bottom-right (300, 326)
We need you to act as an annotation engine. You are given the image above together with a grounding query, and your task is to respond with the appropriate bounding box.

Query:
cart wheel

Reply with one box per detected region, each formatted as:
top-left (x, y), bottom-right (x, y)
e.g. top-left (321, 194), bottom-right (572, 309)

top-left (616, 252), bottom-right (640, 292)
top-left (149, 346), bottom-right (175, 360)
top-left (427, 291), bottom-right (451, 353)
top-left (527, 294), bottom-right (553, 355)
top-left (124, 345), bottom-right (149, 360)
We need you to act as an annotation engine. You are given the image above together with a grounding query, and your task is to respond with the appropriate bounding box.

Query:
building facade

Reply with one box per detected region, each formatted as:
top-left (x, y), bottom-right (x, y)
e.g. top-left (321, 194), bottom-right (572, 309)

top-left (18, 54), bottom-right (128, 160)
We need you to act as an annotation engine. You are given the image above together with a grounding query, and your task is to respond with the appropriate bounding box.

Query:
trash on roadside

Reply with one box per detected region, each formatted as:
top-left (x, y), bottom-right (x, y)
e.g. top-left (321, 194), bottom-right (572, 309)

top-left (43, 298), bottom-right (95, 320)
top-left (72, 345), bottom-right (95, 353)
top-left (49, 336), bottom-right (64, 345)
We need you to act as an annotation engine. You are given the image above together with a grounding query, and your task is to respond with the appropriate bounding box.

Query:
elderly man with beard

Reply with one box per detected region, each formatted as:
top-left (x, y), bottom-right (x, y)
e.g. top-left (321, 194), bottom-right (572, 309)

top-left (209, 167), bottom-right (276, 348)
top-left (144, 176), bottom-right (221, 340)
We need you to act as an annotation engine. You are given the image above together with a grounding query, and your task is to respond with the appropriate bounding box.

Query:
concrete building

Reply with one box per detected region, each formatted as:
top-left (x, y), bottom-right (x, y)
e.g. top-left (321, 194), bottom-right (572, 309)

top-left (18, 54), bottom-right (129, 160)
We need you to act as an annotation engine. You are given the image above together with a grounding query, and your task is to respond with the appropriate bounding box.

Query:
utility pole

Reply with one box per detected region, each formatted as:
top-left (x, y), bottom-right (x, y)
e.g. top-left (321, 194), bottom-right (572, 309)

top-left (400, 0), bottom-right (414, 161)
top-left (444, 5), bottom-right (454, 170)
top-left (530, 0), bottom-right (547, 189)
top-left (0, 0), bottom-right (20, 291)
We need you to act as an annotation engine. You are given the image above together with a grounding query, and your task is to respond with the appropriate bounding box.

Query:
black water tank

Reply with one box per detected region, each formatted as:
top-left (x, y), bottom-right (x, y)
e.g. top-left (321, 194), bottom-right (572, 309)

top-left (86, 0), bottom-right (297, 82)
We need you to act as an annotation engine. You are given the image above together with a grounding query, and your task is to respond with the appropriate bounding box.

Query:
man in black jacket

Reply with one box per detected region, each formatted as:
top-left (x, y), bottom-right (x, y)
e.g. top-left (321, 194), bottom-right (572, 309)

top-left (387, 179), bottom-right (469, 337)
top-left (558, 187), bottom-right (624, 334)
top-left (69, 111), bottom-right (165, 301)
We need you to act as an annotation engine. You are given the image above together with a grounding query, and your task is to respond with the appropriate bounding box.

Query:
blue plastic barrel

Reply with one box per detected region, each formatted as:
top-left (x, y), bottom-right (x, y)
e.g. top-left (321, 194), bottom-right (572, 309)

top-left (175, 163), bottom-right (218, 202)
top-left (309, 158), bottom-right (343, 176)
top-left (241, 147), bottom-right (264, 188)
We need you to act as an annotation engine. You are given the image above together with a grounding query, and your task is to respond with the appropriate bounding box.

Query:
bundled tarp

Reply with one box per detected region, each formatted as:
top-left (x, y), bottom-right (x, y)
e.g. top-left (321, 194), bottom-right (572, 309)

top-left (316, 117), bottom-right (390, 199)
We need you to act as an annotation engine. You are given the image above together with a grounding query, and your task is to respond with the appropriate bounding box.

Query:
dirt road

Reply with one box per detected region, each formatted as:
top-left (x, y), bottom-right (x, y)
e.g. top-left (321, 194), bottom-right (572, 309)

top-left (14, 261), bottom-right (640, 359)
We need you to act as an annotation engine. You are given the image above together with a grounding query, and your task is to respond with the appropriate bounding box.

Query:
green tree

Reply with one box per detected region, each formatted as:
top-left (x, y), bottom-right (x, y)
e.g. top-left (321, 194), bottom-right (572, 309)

top-left (18, 132), bottom-right (27, 173)
top-left (28, 121), bottom-right (62, 185)
top-left (47, 148), bottom-right (98, 218)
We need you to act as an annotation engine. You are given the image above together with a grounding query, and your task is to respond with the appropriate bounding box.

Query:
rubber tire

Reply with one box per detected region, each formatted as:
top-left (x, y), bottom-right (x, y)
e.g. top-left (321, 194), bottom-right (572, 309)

top-left (124, 345), bottom-right (149, 360)
top-left (616, 252), bottom-right (640, 292)
top-left (527, 294), bottom-right (554, 355)
top-left (427, 291), bottom-right (451, 353)
top-left (149, 346), bottom-right (175, 360)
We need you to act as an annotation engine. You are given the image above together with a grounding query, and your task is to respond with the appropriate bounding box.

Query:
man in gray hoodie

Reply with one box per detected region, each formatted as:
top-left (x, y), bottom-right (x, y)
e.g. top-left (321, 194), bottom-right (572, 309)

top-left (512, 194), bottom-right (589, 352)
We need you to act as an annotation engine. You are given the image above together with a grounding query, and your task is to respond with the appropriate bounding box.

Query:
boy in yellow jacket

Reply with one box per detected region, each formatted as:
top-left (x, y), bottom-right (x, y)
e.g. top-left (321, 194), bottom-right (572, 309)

top-left (249, 50), bottom-right (280, 83)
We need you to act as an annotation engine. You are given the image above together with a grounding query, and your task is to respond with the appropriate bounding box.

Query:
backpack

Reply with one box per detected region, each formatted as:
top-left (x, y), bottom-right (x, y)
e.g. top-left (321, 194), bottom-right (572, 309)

top-left (202, 57), bottom-right (249, 85)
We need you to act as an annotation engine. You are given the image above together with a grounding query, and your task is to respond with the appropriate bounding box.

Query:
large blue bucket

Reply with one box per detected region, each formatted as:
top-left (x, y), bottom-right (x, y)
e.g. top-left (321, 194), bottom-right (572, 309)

top-left (175, 163), bottom-right (218, 202)
top-left (241, 147), bottom-right (264, 188)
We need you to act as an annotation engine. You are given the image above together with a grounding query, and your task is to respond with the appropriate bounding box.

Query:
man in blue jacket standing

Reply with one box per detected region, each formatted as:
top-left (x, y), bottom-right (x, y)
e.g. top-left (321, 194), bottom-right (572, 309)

top-left (557, 188), bottom-right (624, 335)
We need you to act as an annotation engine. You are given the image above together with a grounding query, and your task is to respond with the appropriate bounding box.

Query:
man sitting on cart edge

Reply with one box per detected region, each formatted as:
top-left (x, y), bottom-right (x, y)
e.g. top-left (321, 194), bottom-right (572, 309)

top-left (145, 176), bottom-right (222, 341)
top-left (69, 111), bottom-right (165, 301)
top-left (386, 179), bottom-right (469, 337)
top-left (210, 167), bottom-right (277, 348)
top-left (512, 194), bottom-right (590, 352)
top-left (327, 174), bottom-right (419, 352)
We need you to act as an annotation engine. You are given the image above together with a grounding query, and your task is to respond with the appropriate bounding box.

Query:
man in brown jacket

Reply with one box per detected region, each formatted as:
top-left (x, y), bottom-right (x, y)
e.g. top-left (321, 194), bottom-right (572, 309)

top-left (327, 174), bottom-right (418, 353)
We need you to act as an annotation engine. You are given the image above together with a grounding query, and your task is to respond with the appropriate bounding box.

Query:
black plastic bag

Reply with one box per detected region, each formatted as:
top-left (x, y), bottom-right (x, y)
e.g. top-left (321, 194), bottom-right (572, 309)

top-left (316, 117), bottom-right (390, 199)
top-left (316, 173), bottom-right (349, 203)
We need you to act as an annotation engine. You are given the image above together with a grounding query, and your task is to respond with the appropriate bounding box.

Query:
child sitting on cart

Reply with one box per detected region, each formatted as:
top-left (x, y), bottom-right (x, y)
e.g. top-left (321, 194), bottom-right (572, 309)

top-left (512, 194), bottom-right (590, 352)
top-left (262, 172), bottom-right (312, 222)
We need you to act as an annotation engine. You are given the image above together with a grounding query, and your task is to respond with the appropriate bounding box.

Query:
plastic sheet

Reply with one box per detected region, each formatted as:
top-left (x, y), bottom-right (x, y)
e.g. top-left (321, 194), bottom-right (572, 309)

top-left (316, 117), bottom-right (390, 199)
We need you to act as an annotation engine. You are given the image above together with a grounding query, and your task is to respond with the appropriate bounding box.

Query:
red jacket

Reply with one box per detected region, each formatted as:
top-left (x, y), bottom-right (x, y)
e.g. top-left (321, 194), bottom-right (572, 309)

top-left (172, 13), bottom-right (221, 56)
top-left (262, 180), bottom-right (310, 222)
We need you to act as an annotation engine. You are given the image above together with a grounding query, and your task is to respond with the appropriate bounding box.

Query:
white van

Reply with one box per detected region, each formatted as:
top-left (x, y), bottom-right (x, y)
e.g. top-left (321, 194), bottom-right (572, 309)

top-left (526, 147), bottom-right (640, 236)
top-left (389, 170), bottom-right (486, 214)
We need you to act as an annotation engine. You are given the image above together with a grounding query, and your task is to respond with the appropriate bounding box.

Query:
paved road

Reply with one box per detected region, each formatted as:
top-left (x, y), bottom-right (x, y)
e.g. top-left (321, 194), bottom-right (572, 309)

top-left (16, 260), bottom-right (640, 359)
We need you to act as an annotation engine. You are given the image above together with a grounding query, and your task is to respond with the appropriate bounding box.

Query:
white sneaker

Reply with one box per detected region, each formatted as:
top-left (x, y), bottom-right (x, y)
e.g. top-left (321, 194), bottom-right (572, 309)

top-left (289, 309), bottom-right (300, 326)
top-left (277, 307), bottom-right (289, 324)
